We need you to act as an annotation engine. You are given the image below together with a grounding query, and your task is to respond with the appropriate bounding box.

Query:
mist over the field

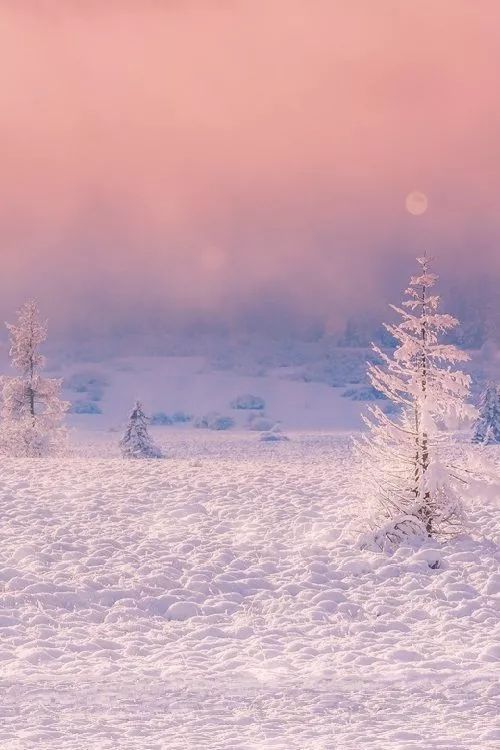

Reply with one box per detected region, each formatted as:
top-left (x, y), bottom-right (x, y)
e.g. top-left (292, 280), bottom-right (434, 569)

top-left (1, 1), bottom-right (499, 345)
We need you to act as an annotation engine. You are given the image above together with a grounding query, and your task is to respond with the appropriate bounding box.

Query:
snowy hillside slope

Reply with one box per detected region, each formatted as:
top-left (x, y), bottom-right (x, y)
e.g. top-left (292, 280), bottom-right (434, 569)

top-left (0, 434), bottom-right (498, 748)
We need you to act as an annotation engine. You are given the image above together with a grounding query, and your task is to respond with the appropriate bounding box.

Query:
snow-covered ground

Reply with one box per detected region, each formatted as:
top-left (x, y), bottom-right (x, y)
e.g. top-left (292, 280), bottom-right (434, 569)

top-left (0, 432), bottom-right (498, 749)
top-left (60, 354), bottom-right (365, 434)
top-left (50, 344), bottom-right (499, 438)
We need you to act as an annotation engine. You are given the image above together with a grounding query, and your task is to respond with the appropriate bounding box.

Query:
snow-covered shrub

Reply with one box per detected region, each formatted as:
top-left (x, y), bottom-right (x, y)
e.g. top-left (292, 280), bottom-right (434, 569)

top-left (0, 301), bottom-right (69, 457)
top-left (211, 415), bottom-right (234, 430)
top-left (120, 401), bottom-right (163, 459)
top-left (150, 411), bottom-right (174, 425)
top-left (194, 412), bottom-right (234, 430)
top-left (151, 410), bottom-right (192, 425)
top-left (472, 382), bottom-right (500, 444)
top-left (193, 415), bottom-right (208, 429)
top-left (297, 349), bottom-right (380, 388)
top-left (70, 400), bottom-right (102, 415)
top-left (230, 394), bottom-right (266, 410)
top-left (260, 430), bottom-right (289, 442)
top-left (171, 410), bottom-right (192, 424)
top-left (246, 413), bottom-right (277, 431)
top-left (342, 385), bottom-right (386, 401)
top-left (65, 371), bottom-right (108, 402)
top-left (350, 257), bottom-right (477, 550)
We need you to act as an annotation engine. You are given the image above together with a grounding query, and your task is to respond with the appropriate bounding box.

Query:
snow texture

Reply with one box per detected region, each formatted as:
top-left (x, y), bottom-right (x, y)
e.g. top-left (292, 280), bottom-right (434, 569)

top-left (0, 432), bottom-right (497, 749)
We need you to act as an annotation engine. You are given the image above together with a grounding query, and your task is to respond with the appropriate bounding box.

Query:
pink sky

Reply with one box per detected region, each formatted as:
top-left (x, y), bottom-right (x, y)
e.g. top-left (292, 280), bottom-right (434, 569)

top-left (0, 1), bottom-right (499, 334)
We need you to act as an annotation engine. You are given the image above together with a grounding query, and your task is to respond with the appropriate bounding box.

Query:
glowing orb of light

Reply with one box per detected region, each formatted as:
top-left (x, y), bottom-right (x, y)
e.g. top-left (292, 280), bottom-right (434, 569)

top-left (405, 191), bottom-right (428, 216)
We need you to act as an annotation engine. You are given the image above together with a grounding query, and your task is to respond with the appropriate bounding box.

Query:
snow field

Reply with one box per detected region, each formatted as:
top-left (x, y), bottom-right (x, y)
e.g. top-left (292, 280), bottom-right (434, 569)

top-left (61, 354), bottom-right (365, 434)
top-left (0, 433), bottom-right (498, 749)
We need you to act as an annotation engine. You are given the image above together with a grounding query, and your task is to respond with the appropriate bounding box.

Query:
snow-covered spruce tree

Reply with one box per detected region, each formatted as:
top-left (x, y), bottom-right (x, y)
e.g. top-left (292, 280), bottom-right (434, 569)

top-left (120, 401), bottom-right (163, 459)
top-left (1, 301), bottom-right (69, 457)
top-left (353, 257), bottom-right (476, 550)
top-left (472, 382), bottom-right (500, 444)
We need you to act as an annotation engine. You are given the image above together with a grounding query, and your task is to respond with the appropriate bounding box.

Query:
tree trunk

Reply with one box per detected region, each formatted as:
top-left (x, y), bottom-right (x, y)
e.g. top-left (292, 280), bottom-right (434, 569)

top-left (419, 273), bottom-right (432, 536)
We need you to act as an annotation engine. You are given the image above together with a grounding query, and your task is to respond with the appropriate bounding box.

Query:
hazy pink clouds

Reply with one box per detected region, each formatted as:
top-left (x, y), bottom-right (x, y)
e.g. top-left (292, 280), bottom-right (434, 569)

top-left (0, 1), bottom-right (499, 332)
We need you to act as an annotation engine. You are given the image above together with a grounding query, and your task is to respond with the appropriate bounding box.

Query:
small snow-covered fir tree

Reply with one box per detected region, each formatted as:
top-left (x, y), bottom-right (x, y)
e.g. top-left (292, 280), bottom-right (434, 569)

top-left (1, 301), bottom-right (69, 457)
top-left (472, 382), bottom-right (500, 444)
top-left (120, 401), bottom-right (163, 459)
top-left (352, 256), bottom-right (476, 550)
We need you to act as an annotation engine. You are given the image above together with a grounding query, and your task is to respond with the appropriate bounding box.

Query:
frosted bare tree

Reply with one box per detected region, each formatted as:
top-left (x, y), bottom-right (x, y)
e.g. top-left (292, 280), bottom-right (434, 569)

top-left (352, 257), bottom-right (476, 550)
top-left (120, 401), bottom-right (163, 459)
top-left (1, 301), bottom-right (69, 456)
